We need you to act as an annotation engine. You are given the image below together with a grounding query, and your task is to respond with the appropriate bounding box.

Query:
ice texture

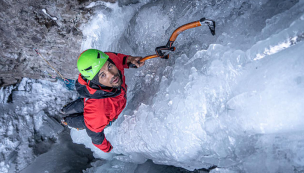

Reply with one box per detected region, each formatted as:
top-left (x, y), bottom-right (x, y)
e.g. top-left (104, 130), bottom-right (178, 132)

top-left (0, 78), bottom-right (78, 172)
top-left (76, 0), bottom-right (304, 172)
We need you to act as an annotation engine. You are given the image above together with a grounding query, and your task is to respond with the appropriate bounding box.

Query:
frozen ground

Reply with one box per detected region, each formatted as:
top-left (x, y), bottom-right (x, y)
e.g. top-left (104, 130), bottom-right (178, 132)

top-left (1, 0), bottom-right (304, 172)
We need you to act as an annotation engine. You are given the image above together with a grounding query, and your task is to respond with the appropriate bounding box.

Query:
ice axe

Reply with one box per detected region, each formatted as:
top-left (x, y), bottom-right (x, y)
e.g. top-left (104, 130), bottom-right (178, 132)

top-left (129, 17), bottom-right (215, 68)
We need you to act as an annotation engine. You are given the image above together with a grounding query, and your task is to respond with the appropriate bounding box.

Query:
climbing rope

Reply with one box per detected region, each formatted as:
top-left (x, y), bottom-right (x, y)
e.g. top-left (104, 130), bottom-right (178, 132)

top-left (34, 48), bottom-right (70, 84)
top-left (43, 70), bottom-right (57, 79)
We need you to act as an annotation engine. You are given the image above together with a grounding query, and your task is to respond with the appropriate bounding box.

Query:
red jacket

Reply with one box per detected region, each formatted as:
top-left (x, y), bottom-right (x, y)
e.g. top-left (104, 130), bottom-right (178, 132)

top-left (75, 52), bottom-right (129, 152)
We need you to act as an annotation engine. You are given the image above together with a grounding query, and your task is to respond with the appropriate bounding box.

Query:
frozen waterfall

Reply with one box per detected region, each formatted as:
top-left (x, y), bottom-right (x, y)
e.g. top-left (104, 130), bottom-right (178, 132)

top-left (72, 0), bottom-right (304, 172)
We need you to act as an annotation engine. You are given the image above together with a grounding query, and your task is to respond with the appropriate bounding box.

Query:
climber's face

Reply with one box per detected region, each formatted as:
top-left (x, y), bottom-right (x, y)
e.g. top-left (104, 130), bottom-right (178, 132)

top-left (98, 61), bottom-right (122, 88)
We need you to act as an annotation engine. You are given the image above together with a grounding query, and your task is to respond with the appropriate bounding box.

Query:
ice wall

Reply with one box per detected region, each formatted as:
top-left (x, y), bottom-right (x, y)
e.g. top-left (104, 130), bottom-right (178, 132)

top-left (0, 78), bottom-right (78, 172)
top-left (75, 0), bottom-right (304, 172)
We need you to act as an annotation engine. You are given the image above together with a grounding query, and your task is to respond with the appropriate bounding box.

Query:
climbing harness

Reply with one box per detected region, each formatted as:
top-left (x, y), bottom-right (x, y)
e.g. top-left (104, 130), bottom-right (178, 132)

top-left (129, 17), bottom-right (216, 68)
top-left (34, 49), bottom-right (75, 90)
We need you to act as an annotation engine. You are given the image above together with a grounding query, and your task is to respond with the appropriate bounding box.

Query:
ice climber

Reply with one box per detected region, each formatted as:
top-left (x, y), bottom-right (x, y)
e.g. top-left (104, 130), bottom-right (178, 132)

top-left (60, 49), bottom-right (144, 153)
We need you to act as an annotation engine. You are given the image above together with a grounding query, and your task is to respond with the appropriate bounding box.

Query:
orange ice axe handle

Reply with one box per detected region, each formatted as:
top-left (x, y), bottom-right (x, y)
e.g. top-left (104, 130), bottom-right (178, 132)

top-left (155, 18), bottom-right (215, 60)
top-left (128, 54), bottom-right (159, 68)
top-left (129, 18), bottom-right (215, 68)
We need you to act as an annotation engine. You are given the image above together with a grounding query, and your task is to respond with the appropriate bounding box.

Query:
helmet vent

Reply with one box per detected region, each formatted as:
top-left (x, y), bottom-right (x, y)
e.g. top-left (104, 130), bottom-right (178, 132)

top-left (84, 66), bottom-right (92, 71)
top-left (97, 52), bottom-right (100, 59)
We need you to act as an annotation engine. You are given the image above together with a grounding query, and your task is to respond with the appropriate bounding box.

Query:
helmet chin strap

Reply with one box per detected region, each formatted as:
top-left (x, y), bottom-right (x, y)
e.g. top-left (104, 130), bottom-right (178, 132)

top-left (90, 75), bottom-right (113, 89)
top-left (91, 72), bottom-right (101, 85)
top-left (93, 81), bottom-right (121, 90)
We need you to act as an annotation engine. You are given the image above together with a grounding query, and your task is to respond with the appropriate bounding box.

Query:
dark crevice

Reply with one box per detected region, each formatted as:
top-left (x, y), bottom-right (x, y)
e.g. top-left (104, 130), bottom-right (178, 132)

top-left (6, 84), bottom-right (18, 103)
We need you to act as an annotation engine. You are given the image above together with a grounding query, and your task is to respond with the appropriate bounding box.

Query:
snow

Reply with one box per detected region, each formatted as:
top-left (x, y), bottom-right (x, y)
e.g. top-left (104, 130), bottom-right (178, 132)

top-left (41, 9), bottom-right (58, 21)
top-left (1, 0), bottom-right (304, 172)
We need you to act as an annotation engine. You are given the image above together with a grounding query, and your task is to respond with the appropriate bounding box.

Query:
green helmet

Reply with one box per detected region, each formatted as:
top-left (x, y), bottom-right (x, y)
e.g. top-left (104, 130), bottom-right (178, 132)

top-left (77, 49), bottom-right (109, 80)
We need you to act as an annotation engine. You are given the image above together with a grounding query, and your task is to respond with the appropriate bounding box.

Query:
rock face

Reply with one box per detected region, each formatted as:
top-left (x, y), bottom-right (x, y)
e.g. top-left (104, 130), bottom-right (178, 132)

top-left (0, 0), bottom-right (115, 87)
